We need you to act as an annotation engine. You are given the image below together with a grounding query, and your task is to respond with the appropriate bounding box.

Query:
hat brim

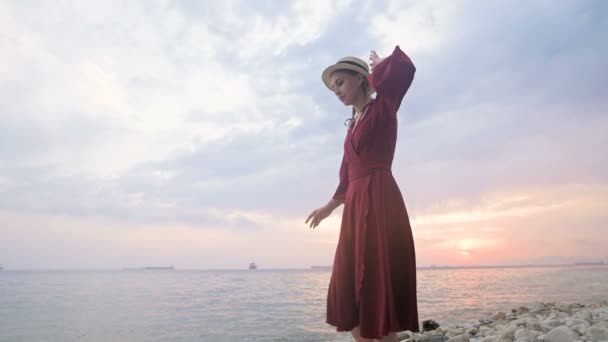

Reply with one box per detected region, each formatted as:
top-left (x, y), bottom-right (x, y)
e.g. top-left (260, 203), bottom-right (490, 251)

top-left (322, 64), bottom-right (375, 95)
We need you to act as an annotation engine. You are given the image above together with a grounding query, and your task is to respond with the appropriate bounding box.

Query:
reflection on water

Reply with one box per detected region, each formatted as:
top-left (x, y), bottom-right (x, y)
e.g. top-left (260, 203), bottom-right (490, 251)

top-left (0, 266), bottom-right (607, 341)
top-left (417, 266), bottom-right (608, 324)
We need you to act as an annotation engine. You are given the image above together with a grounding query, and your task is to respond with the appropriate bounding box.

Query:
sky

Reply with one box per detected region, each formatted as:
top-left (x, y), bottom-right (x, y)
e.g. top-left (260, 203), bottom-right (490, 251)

top-left (1, 0), bottom-right (607, 270)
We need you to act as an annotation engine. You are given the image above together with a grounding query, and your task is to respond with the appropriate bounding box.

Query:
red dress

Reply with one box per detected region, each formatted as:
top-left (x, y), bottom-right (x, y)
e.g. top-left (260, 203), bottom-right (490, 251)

top-left (326, 46), bottom-right (419, 339)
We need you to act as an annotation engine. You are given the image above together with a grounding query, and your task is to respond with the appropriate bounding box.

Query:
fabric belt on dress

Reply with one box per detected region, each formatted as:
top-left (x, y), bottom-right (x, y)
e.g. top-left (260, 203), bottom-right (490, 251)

top-left (348, 165), bottom-right (391, 181)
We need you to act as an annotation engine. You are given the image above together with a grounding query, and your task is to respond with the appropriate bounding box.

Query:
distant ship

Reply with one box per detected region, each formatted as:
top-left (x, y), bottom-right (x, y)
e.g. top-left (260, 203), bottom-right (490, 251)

top-left (574, 260), bottom-right (605, 266)
top-left (249, 262), bottom-right (257, 270)
top-left (0, 264), bottom-right (3, 271)
top-left (143, 266), bottom-right (175, 270)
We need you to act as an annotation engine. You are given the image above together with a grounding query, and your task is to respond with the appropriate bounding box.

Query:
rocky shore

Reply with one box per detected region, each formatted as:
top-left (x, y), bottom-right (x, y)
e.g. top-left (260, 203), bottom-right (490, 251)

top-left (399, 302), bottom-right (608, 342)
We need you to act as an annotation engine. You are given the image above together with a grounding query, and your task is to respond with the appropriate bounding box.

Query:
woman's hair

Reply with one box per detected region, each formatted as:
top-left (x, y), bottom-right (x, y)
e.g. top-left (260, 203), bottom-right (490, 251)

top-left (334, 69), bottom-right (371, 127)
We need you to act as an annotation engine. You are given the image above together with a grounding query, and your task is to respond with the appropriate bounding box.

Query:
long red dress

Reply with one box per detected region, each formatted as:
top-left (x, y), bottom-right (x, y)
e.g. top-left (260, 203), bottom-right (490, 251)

top-left (326, 46), bottom-right (419, 339)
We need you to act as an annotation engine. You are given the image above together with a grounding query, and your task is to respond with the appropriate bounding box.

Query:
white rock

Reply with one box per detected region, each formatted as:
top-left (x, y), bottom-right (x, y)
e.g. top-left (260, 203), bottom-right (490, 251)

top-left (545, 320), bottom-right (566, 328)
top-left (482, 316), bottom-right (495, 323)
top-left (526, 318), bottom-right (542, 331)
top-left (544, 326), bottom-right (576, 342)
top-left (415, 331), bottom-right (435, 341)
top-left (499, 325), bottom-right (518, 340)
top-left (477, 337), bottom-right (498, 342)
top-left (447, 328), bottom-right (466, 337)
top-left (398, 331), bottom-right (411, 341)
top-left (571, 324), bottom-right (589, 336)
top-left (447, 333), bottom-right (471, 342)
top-left (527, 318), bottom-right (552, 333)
top-left (467, 321), bottom-right (482, 329)
top-left (514, 328), bottom-right (542, 341)
top-left (573, 310), bottom-right (593, 322)
top-left (512, 318), bottom-right (527, 327)
top-left (566, 319), bottom-right (589, 327)
top-left (480, 330), bottom-right (494, 337)
top-left (556, 304), bottom-right (573, 314)
top-left (590, 327), bottom-right (608, 341)
top-left (431, 335), bottom-right (450, 342)
top-left (477, 337), bottom-right (512, 342)
top-left (494, 324), bottom-right (507, 332)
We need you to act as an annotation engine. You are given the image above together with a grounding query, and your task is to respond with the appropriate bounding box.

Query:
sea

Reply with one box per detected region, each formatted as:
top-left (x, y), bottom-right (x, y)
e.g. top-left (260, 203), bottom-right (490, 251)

top-left (1, 265), bottom-right (607, 341)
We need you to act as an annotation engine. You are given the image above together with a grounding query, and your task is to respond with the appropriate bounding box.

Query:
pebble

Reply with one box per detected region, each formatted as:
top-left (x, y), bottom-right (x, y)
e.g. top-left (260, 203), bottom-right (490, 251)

top-left (544, 326), bottom-right (575, 342)
top-left (401, 302), bottom-right (608, 342)
top-left (590, 327), bottom-right (608, 341)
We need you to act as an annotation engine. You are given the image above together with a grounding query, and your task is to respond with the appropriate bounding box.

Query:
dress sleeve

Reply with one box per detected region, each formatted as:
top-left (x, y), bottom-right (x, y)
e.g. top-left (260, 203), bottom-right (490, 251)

top-left (332, 153), bottom-right (349, 202)
top-left (369, 45), bottom-right (416, 113)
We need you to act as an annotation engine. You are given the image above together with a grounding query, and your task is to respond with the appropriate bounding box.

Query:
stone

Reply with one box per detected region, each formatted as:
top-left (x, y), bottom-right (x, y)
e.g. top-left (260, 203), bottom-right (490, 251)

top-left (398, 331), bottom-right (412, 341)
top-left (447, 328), bottom-right (466, 337)
top-left (544, 326), bottom-right (576, 342)
top-left (477, 336), bottom-right (499, 342)
top-left (590, 327), bottom-right (608, 341)
top-left (479, 326), bottom-right (493, 335)
top-left (514, 328), bottom-right (542, 341)
top-left (573, 310), bottom-right (592, 323)
top-left (499, 325), bottom-right (519, 340)
top-left (526, 318), bottom-right (542, 330)
top-left (545, 320), bottom-right (566, 328)
top-left (466, 321), bottom-right (482, 329)
top-left (494, 324), bottom-right (506, 332)
top-left (512, 318), bottom-right (527, 327)
top-left (566, 319), bottom-right (589, 327)
top-left (447, 333), bottom-right (471, 342)
top-left (423, 320), bottom-right (441, 332)
top-left (571, 324), bottom-right (589, 337)
top-left (415, 331), bottom-right (448, 342)
top-left (494, 312), bottom-right (508, 321)
top-left (430, 335), bottom-right (450, 342)
top-left (557, 304), bottom-right (573, 314)
top-left (527, 318), bottom-right (551, 333)
top-left (492, 339), bottom-right (513, 342)
top-left (481, 316), bottom-right (495, 324)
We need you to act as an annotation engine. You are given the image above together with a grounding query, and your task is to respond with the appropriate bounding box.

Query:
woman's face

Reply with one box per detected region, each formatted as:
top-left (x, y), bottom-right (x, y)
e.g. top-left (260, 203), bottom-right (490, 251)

top-left (329, 70), bottom-right (363, 106)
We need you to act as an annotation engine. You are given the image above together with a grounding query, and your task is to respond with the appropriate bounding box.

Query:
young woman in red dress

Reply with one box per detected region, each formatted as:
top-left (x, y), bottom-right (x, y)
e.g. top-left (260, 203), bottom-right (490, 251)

top-left (306, 46), bottom-right (419, 341)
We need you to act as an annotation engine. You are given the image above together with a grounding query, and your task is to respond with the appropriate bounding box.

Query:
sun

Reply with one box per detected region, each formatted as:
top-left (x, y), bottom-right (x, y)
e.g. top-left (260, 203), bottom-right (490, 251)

top-left (458, 248), bottom-right (471, 255)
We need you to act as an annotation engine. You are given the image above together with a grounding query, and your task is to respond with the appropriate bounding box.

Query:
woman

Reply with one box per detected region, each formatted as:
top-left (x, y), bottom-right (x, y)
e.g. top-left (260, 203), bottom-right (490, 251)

top-left (306, 46), bottom-right (419, 341)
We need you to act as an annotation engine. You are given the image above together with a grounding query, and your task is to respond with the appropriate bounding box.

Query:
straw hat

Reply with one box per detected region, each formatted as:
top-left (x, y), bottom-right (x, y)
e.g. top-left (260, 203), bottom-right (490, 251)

top-left (322, 56), bottom-right (375, 95)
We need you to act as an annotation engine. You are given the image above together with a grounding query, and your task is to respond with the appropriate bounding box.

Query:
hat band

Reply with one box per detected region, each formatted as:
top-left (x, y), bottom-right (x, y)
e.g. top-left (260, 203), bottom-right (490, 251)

top-left (336, 60), bottom-right (368, 73)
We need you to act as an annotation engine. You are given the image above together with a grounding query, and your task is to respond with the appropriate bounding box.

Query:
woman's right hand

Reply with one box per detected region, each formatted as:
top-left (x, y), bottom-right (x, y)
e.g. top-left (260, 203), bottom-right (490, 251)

top-left (305, 205), bottom-right (333, 229)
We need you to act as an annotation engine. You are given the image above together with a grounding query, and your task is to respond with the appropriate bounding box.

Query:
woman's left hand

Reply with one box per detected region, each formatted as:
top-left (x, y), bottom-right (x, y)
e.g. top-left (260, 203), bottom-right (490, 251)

top-left (369, 50), bottom-right (385, 71)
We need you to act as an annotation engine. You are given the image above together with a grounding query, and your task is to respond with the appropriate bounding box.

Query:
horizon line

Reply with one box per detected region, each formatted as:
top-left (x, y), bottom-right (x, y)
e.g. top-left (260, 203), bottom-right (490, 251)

top-left (2, 261), bottom-right (606, 272)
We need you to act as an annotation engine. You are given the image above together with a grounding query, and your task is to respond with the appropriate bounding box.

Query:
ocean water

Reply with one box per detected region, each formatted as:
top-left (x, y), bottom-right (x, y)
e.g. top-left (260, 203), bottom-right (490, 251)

top-left (1, 266), bottom-right (607, 341)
